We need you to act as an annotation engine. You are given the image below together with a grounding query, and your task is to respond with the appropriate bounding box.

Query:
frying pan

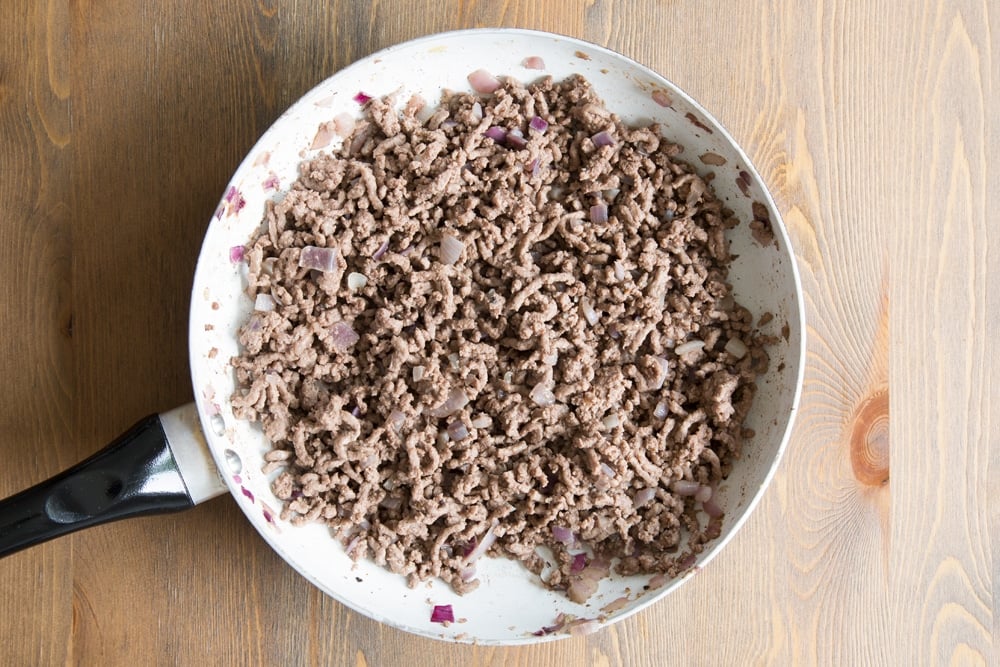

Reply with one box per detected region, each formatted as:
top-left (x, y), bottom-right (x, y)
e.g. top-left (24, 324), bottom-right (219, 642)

top-left (0, 29), bottom-right (805, 644)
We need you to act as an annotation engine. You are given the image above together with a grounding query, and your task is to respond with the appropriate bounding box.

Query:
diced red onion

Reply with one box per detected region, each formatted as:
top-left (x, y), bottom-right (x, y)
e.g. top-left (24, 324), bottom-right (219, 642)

top-left (671, 479), bottom-right (701, 496)
top-left (580, 298), bottom-right (600, 326)
top-left (529, 116), bottom-right (549, 133)
top-left (387, 409), bottom-right (405, 434)
top-left (347, 272), bottom-right (367, 291)
top-left (653, 401), bottom-right (669, 419)
top-left (551, 525), bottom-right (574, 545)
top-left (695, 485), bottom-right (713, 503)
top-left (599, 462), bottom-right (616, 477)
top-left (350, 405), bottom-right (362, 418)
top-left (471, 101), bottom-right (483, 120)
top-left (229, 245), bottom-right (245, 263)
top-left (634, 487), bottom-right (657, 507)
top-left (674, 339), bottom-right (706, 356)
top-left (601, 414), bottom-right (619, 431)
top-left (526, 158), bottom-right (541, 177)
top-left (352, 91), bottom-right (372, 104)
top-left (430, 604), bottom-right (454, 624)
top-left (529, 382), bottom-right (556, 407)
top-left (261, 257), bottom-right (277, 276)
top-left (254, 293), bottom-right (276, 312)
top-left (590, 202), bottom-right (609, 224)
top-left (613, 260), bottom-right (626, 281)
top-left (570, 552), bottom-right (588, 573)
top-left (440, 119), bottom-right (458, 129)
top-left (298, 245), bottom-right (338, 272)
top-left (468, 68), bottom-right (501, 94)
top-left (724, 337), bottom-right (749, 359)
top-left (506, 128), bottom-right (527, 149)
top-left (448, 353), bottom-right (460, 370)
top-left (464, 520), bottom-right (498, 563)
top-left (372, 239), bottom-right (390, 260)
top-left (412, 365), bottom-right (425, 382)
top-left (427, 387), bottom-right (470, 418)
top-left (459, 565), bottom-right (477, 582)
top-left (484, 125), bottom-right (507, 143)
top-left (329, 321), bottom-right (359, 351)
top-left (470, 414), bottom-right (492, 429)
top-left (647, 356), bottom-right (670, 391)
top-left (447, 420), bottom-right (469, 441)
top-left (703, 495), bottom-right (724, 518)
top-left (439, 233), bottom-right (464, 265)
top-left (591, 130), bottom-right (616, 147)
top-left (522, 56), bottom-right (546, 70)
top-left (603, 188), bottom-right (620, 201)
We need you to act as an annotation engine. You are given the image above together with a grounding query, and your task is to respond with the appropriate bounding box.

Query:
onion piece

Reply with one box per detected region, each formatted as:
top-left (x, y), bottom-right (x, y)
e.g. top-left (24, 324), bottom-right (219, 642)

top-left (695, 485), bottom-right (713, 503)
top-left (464, 520), bottom-right (498, 563)
top-left (448, 353), bottom-right (460, 370)
top-left (411, 365), bottom-right (425, 382)
top-left (647, 356), bottom-right (671, 391)
top-left (522, 56), bottom-right (546, 70)
top-left (580, 298), bottom-right (600, 326)
top-left (529, 116), bottom-right (549, 133)
top-left (674, 339), bottom-right (706, 356)
top-left (703, 495), bottom-right (724, 518)
top-left (590, 202), bottom-right (609, 224)
top-left (471, 101), bottom-right (483, 120)
top-left (458, 565), bottom-right (477, 582)
top-left (634, 487), bottom-right (657, 507)
top-left (724, 337), bottom-right (749, 359)
top-left (599, 462), bottom-right (616, 477)
top-left (671, 479), bottom-right (701, 496)
top-left (427, 387), bottom-right (470, 418)
top-left (570, 552), bottom-right (588, 573)
top-left (551, 525), bottom-right (574, 545)
top-left (329, 321), bottom-right (359, 351)
top-left (352, 91), bottom-right (372, 104)
top-left (430, 604), bottom-right (454, 624)
top-left (254, 293), bottom-right (276, 312)
top-left (484, 125), bottom-right (507, 143)
top-left (447, 420), bottom-right (469, 441)
top-left (613, 260), bottom-right (626, 281)
top-left (591, 130), bottom-right (616, 147)
top-left (439, 233), bottom-right (465, 265)
top-left (600, 414), bottom-right (619, 430)
top-left (298, 245), bottom-right (338, 272)
top-left (229, 245), bottom-right (245, 263)
top-left (653, 401), bottom-right (669, 419)
top-left (468, 68), bottom-right (501, 94)
top-left (347, 272), bottom-right (367, 291)
top-left (526, 158), bottom-right (541, 177)
top-left (372, 239), bottom-right (390, 260)
top-left (470, 414), bottom-right (492, 429)
top-left (505, 128), bottom-right (527, 149)
top-left (529, 382), bottom-right (556, 407)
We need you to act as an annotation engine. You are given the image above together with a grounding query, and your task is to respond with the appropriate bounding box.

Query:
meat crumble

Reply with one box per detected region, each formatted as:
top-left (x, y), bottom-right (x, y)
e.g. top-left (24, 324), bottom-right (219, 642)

top-left (230, 74), bottom-right (770, 600)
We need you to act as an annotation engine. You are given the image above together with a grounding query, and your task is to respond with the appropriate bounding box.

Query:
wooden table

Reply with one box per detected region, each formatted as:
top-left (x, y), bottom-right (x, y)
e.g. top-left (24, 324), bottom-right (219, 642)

top-left (1, 1), bottom-right (995, 665)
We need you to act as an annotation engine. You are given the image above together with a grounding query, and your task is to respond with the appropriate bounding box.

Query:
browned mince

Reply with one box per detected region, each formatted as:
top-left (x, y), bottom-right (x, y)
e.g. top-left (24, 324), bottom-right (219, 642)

top-left (230, 74), bottom-right (770, 600)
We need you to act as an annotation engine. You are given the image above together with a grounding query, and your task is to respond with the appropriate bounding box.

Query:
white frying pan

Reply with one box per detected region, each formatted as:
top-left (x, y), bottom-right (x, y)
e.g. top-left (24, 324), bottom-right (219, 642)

top-left (0, 29), bottom-right (805, 644)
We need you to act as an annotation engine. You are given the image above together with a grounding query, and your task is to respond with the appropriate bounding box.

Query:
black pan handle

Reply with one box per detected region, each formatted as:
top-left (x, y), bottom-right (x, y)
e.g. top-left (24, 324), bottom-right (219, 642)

top-left (0, 408), bottom-right (224, 558)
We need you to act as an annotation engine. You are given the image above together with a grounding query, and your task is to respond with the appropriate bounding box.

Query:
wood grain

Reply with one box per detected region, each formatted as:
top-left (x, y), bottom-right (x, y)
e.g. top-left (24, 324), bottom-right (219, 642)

top-left (0, 1), bottom-right (994, 665)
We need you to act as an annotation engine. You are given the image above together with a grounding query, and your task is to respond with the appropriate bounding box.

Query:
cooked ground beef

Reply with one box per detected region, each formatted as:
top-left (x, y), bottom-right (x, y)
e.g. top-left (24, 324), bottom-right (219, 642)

top-left (230, 74), bottom-right (770, 600)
